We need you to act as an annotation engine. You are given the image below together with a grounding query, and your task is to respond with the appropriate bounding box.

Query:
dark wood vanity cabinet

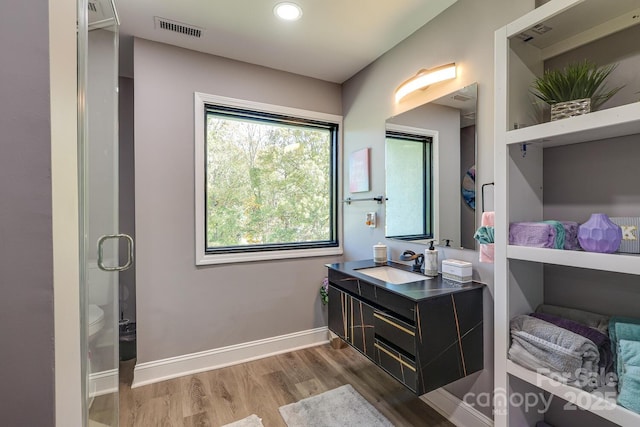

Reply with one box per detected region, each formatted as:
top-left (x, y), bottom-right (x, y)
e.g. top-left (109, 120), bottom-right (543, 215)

top-left (327, 260), bottom-right (484, 395)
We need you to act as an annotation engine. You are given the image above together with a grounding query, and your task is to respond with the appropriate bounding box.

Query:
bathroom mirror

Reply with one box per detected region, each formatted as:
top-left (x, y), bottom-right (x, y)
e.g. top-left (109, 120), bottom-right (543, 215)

top-left (385, 82), bottom-right (477, 249)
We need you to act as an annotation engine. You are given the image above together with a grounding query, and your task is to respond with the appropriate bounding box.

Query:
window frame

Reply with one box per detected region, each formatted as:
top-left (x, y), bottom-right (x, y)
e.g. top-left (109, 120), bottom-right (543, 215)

top-left (194, 92), bottom-right (343, 266)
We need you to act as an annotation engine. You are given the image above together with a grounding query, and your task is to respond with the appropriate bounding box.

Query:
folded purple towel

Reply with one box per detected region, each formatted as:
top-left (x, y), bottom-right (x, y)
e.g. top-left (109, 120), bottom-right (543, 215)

top-left (509, 222), bottom-right (556, 248)
top-left (561, 221), bottom-right (580, 250)
top-left (531, 312), bottom-right (613, 373)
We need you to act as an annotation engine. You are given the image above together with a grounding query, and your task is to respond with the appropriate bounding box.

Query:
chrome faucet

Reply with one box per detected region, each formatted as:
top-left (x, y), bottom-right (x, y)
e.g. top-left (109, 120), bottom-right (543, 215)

top-left (399, 250), bottom-right (424, 272)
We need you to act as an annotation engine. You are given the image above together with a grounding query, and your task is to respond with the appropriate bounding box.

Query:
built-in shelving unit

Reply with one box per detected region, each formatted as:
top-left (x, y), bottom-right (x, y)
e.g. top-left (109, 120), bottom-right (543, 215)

top-left (494, 1), bottom-right (640, 426)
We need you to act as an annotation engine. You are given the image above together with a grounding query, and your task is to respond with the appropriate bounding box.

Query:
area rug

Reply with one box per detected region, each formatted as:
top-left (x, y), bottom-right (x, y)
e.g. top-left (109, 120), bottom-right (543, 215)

top-left (279, 384), bottom-right (393, 426)
top-left (221, 414), bottom-right (264, 427)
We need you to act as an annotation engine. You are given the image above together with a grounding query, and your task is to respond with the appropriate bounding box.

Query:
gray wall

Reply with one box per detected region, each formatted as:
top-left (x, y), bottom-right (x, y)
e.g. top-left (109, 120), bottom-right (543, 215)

top-left (341, 0), bottom-right (534, 417)
top-left (119, 76), bottom-right (137, 323)
top-left (544, 135), bottom-right (640, 222)
top-left (133, 39), bottom-right (343, 363)
top-left (0, 0), bottom-right (55, 425)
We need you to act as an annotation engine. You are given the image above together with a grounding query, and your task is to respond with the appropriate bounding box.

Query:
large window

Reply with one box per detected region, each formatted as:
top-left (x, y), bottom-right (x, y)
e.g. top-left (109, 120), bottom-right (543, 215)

top-left (194, 93), bottom-right (342, 265)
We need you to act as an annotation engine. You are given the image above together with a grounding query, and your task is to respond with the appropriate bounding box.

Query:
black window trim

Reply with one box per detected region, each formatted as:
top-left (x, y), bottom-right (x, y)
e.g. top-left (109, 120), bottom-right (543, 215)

top-left (384, 131), bottom-right (434, 241)
top-left (203, 103), bottom-right (340, 256)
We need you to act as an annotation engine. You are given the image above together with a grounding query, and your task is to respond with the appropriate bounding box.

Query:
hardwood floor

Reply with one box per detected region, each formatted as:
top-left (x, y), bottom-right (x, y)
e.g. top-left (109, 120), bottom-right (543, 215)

top-left (118, 344), bottom-right (455, 426)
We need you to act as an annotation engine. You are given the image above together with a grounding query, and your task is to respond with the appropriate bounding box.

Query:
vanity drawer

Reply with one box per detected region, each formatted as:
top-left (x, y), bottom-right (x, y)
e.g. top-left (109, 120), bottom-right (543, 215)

top-left (374, 311), bottom-right (416, 357)
top-left (328, 269), bottom-right (416, 321)
top-left (374, 339), bottom-right (417, 392)
top-left (328, 269), bottom-right (377, 301)
top-left (374, 288), bottom-right (415, 322)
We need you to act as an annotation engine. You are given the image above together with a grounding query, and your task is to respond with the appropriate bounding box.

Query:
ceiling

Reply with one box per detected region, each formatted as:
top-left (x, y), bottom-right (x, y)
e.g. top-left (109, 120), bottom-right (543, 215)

top-left (116, 0), bottom-right (458, 83)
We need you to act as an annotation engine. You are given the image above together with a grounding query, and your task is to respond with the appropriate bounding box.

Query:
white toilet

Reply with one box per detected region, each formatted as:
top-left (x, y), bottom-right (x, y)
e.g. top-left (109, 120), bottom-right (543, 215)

top-left (88, 304), bottom-right (105, 341)
top-left (87, 261), bottom-right (112, 342)
top-left (87, 262), bottom-right (115, 406)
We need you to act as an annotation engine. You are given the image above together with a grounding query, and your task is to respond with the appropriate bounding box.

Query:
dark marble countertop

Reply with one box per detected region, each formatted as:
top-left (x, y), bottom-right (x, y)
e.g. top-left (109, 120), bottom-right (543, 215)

top-left (326, 259), bottom-right (484, 302)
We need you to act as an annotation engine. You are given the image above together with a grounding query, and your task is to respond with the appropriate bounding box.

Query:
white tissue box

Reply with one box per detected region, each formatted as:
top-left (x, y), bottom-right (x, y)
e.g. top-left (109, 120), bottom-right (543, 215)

top-left (441, 259), bottom-right (472, 283)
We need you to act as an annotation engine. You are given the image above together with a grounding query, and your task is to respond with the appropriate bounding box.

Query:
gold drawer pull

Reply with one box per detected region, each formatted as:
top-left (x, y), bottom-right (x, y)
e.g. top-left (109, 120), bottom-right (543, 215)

top-left (374, 343), bottom-right (416, 372)
top-left (374, 313), bottom-right (415, 336)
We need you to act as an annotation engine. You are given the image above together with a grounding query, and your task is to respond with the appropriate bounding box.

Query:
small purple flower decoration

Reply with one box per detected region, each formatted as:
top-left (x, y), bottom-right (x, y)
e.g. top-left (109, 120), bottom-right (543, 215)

top-left (320, 277), bottom-right (329, 305)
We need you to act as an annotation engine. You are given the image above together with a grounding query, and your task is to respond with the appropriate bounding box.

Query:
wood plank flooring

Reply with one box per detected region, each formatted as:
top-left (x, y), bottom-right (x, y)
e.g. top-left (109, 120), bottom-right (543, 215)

top-left (117, 344), bottom-right (455, 426)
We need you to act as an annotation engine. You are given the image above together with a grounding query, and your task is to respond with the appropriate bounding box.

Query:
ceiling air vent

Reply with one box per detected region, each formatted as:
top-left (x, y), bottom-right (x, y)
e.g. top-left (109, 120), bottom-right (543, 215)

top-left (452, 94), bottom-right (472, 102)
top-left (154, 17), bottom-right (203, 38)
top-left (88, 2), bottom-right (97, 13)
top-left (516, 32), bottom-right (534, 42)
top-left (531, 24), bottom-right (552, 35)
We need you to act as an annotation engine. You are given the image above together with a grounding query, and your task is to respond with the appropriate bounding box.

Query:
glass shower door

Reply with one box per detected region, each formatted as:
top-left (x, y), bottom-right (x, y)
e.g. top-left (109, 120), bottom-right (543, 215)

top-left (79, 1), bottom-right (130, 425)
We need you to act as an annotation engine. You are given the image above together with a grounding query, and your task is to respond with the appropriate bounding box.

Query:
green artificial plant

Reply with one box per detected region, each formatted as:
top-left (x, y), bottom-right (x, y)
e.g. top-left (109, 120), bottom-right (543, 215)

top-left (530, 60), bottom-right (623, 111)
top-left (320, 277), bottom-right (329, 305)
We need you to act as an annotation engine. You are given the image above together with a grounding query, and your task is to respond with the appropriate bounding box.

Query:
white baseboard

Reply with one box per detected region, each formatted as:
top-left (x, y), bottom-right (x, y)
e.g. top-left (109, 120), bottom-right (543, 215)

top-left (132, 327), bottom-right (329, 388)
top-left (89, 369), bottom-right (118, 398)
top-left (421, 388), bottom-right (494, 427)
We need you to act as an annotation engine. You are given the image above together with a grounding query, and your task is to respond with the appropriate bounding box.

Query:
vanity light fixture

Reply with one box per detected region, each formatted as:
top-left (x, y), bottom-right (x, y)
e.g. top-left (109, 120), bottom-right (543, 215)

top-left (395, 63), bottom-right (457, 102)
top-left (274, 2), bottom-right (303, 21)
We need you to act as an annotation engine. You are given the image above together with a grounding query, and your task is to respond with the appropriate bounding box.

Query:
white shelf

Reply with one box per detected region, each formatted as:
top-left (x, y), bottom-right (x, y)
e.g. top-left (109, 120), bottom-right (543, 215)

top-left (507, 361), bottom-right (640, 427)
top-left (505, 102), bottom-right (640, 147)
top-left (507, 245), bottom-right (640, 276)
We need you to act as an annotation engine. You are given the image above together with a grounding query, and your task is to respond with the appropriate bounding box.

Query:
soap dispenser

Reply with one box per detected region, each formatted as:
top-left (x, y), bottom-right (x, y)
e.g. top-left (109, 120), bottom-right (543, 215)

top-left (424, 241), bottom-right (438, 277)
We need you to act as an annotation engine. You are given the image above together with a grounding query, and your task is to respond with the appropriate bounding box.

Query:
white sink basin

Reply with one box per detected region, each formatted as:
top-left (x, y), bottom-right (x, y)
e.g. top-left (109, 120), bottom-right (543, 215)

top-left (355, 266), bottom-right (431, 284)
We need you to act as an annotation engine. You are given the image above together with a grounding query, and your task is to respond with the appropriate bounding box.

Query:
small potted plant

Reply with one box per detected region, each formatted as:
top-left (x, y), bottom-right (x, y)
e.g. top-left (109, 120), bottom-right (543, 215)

top-left (320, 277), bottom-right (329, 306)
top-left (530, 60), bottom-right (623, 121)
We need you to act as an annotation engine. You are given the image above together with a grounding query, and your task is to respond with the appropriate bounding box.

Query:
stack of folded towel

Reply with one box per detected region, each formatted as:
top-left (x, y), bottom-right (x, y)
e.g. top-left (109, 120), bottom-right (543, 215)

top-left (508, 220), bottom-right (580, 250)
top-left (531, 312), bottom-right (613, 374)
top-left (508, 305), bottom-right (640, 414)
top-left (609, 316), bottom-right (640, 414)
top-left (480, 218), bottom-right (580, 252)
top-left (509, 314), bottom-right (601, 391)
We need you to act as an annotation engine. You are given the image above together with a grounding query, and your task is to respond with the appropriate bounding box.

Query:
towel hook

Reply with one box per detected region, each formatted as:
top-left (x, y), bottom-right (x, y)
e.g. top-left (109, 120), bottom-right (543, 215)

top-left (481, 182), bottom-right (494, 213)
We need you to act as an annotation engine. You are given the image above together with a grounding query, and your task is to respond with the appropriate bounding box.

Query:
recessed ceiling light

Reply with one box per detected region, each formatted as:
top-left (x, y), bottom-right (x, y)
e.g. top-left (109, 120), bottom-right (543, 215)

top-left (274, 2), bottom-right (303, 21)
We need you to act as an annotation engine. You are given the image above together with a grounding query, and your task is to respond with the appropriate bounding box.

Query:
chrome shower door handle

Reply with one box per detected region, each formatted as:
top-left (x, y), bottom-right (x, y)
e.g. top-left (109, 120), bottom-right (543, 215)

top-left (97, 233), bottom-right (134, 271)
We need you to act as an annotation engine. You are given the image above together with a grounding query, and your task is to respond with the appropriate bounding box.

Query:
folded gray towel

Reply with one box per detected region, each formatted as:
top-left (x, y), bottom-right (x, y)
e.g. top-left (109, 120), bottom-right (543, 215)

top-left (509, 315), bottom-right (600, 391)
top-left (536, 304), bottom-right (610, 334)
top-left (531, 312), bottom-right (613, 372)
